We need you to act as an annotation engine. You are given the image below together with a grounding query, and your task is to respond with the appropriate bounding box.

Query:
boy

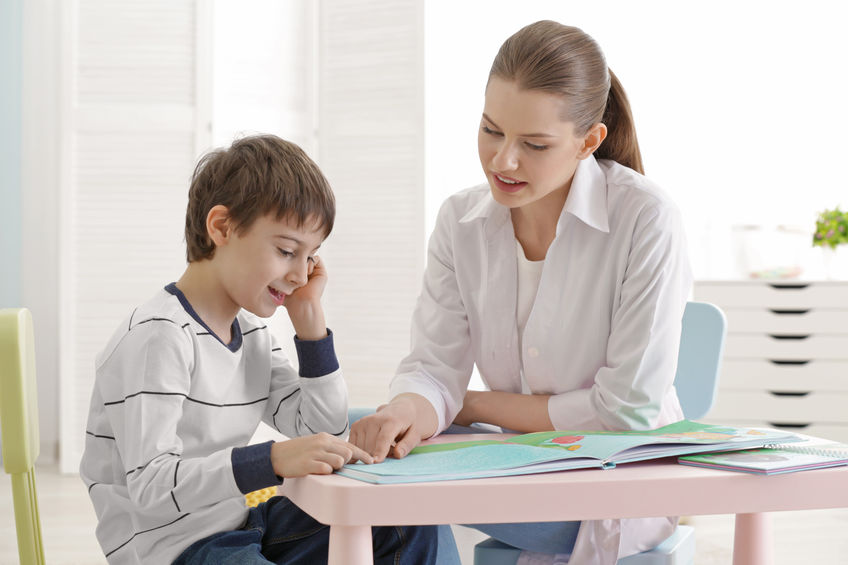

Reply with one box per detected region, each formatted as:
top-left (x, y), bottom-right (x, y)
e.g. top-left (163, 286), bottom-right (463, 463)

top-left (79, 135), bottom-right (438, 564)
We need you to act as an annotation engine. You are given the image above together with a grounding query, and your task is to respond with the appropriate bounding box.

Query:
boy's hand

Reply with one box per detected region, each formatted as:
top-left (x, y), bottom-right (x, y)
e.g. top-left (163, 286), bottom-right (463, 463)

top-left (271, 433), bottom-right (373, 478)
top-left (350, 398), bottom-right (425, 462)
top-left (285, 256), bottom-right (328, 340)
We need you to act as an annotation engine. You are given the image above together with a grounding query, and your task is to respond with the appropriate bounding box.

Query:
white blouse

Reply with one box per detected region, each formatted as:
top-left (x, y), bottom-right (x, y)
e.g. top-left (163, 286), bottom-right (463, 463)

top-left (391, 154), bottom-right (692, 434)
top-left (389, 155), bottom-right (693, 562)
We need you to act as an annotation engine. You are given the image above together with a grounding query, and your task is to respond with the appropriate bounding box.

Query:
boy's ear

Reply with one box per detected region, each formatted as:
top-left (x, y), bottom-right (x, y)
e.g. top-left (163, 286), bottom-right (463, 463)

top-left (577, 122), bottom-right (608, 160)
top-left (206, 205), bottom-right (233, 247)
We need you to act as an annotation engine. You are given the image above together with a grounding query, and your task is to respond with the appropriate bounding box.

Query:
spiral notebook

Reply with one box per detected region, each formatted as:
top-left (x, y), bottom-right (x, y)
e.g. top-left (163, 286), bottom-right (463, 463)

top-left (678, 436), bottom-right (848, 475)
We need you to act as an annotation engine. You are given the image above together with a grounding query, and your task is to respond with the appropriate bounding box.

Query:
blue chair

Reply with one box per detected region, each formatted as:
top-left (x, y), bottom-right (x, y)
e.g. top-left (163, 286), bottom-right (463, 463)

top-left (473, 301), bottom-right (727, 565)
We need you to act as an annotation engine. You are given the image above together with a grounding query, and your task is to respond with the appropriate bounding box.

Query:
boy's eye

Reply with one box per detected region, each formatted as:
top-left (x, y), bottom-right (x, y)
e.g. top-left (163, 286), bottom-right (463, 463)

top-left (277, 248), bottom-right (294, 258)
top-left (307, 256), bottom-right (315, 264)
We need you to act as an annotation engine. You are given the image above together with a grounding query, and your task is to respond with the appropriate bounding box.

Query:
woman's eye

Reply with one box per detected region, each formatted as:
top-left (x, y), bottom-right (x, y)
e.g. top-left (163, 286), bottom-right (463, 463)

top-left (481, 125), bottom-right (502, 137)
top-left (525, 142), bottom-right (549, 151)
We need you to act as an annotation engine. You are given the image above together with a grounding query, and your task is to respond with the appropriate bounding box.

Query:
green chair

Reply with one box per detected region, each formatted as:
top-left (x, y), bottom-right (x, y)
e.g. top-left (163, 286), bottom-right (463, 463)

top-left (473, 301), bottom-right (727, 565)
top-left (0, 308), bottom-right (46, 564)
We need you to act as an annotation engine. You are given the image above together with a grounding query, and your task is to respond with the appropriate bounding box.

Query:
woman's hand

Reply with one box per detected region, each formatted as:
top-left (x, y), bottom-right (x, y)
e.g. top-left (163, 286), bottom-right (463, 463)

top-left (270, 433), bottom-right (373, 478)
top-left (349, 394), bottom-right (438, 462)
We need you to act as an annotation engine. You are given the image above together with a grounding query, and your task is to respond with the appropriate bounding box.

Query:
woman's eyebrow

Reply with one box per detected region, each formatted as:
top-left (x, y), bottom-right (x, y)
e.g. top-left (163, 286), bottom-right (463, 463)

top-left (482, 113), bottom-right (556, 138)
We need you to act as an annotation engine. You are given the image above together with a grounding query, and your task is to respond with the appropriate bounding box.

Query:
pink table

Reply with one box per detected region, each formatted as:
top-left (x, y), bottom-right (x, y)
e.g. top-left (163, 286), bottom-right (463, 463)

top-left (279, 434), bottom-right (848, 564)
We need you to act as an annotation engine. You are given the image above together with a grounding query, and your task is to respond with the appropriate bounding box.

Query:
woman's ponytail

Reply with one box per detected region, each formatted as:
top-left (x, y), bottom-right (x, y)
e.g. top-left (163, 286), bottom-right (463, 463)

top-left (596, 69), bottom-right (644, 174)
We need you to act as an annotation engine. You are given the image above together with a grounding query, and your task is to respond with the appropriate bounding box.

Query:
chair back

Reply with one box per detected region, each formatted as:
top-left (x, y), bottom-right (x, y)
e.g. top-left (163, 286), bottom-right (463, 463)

top-left (673, 301), bottom-right (727, 420)
top-left (0, 308), bottom-right (46, 564)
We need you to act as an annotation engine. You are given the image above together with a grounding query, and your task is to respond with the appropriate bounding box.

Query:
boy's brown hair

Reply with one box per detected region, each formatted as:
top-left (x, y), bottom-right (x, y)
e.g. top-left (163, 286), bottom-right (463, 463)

top-left (185, 134), bottom-right (335, 262)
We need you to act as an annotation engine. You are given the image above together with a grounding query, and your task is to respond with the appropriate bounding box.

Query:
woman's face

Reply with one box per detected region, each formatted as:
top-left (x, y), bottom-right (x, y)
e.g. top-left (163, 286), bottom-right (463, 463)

top-left (478, 76), bottom-right (597, 210)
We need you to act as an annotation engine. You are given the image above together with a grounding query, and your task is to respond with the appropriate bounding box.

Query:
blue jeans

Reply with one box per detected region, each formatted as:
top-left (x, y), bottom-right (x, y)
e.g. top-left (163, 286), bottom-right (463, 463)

top-left (172, 495), bottom-right (438, 564)
top-left (348, 409), bottom-right (580, 564)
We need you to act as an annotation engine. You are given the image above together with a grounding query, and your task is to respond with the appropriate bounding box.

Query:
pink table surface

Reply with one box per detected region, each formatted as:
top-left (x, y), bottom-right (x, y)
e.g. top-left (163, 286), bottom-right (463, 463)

top-left (279, 434), bottom-right (848, 565)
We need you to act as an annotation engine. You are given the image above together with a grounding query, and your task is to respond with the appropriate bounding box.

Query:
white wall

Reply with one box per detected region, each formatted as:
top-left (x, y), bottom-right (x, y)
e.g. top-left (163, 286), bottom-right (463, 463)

top-left (20, 0), bottom-right (62, 464)
top-left (0, 0), bottom-right (22, 311)
top-left (424, 0), bottom-right (848, 279)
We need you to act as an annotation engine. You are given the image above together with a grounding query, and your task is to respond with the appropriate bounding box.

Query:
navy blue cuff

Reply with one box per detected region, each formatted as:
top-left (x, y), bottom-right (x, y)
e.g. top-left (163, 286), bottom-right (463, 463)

top-left (231, 441), bottom-right (281, 494)
top-left (294, 328), bottom-right (340, 378)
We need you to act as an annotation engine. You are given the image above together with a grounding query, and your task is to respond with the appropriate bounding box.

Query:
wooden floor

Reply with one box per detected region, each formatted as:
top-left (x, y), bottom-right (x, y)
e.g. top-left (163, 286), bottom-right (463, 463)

top-left (2, 464), bottom-right (848, 564)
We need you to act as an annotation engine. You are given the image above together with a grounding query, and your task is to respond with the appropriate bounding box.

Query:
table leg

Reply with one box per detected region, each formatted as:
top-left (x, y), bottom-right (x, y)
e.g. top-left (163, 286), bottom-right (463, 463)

top-left (328, 524), bottom-right (372, 565)
top-left (732, 512), bottom-right (774, 565)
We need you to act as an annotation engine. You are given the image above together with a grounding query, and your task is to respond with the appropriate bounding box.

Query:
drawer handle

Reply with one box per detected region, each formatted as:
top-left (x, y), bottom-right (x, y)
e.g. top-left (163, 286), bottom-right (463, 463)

top-left (766, 422), bottom-right (811, 429)
top-left (769, 391), bottom-right (811, 397)
top-left (768, 334), bottom-right (810, 340)
top-left (768, 360), bottom-right (811, 366)
top-left (767, 309), bottom-right (811, 315)
top-left (767, 283), bottom-right (810, 290)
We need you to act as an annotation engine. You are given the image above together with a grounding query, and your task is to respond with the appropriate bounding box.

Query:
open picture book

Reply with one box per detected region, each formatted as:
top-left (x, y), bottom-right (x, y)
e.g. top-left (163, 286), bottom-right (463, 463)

top-left (337, 420), bottom-right (802, 484)
top-left (678, 436), bottom-right (848, 475)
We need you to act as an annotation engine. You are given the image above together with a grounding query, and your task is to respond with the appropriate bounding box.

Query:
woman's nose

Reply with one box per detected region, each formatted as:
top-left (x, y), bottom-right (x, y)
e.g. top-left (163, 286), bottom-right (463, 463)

top-left (492, 142), bottom-right (518, 171)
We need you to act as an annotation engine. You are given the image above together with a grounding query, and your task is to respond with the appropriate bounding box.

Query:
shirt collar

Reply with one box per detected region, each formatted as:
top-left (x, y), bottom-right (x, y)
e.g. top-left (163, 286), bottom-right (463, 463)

top-left (458, 154), bottom-right (610, 236)
top-left (458, 186), bottom-right (511, 237)
top-left (563, 154), bottom-right (610, 234)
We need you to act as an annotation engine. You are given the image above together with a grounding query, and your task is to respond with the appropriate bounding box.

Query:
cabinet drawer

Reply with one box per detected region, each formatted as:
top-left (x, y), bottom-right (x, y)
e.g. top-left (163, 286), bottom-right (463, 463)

top-left (709, 390), bottom-right (848, 424)
top-left (720, 359), bottom-right (848, 392)
top-left (703, 419), bottom-right (848, 444)
top-left (724, 308), bottom-right (848, 334)
top-left (724, 334), bottom-right (848, 359)
top-left (695, 281), bottom-right (848, 308)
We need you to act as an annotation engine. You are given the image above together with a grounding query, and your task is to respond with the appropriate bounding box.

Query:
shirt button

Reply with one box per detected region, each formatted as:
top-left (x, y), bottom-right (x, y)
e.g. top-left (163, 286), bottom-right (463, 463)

top-left (528, 347), bottom-right (539, 358)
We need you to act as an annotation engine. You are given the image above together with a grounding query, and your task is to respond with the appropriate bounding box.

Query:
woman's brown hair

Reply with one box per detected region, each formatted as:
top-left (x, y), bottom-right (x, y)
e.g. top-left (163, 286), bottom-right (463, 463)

top-left (489, 20), bottom-right (644, 174)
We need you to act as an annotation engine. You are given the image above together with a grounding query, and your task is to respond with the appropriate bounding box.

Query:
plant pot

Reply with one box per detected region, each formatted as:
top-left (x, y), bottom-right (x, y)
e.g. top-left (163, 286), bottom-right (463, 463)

top-left (821, 245), bottom-right (848, 279)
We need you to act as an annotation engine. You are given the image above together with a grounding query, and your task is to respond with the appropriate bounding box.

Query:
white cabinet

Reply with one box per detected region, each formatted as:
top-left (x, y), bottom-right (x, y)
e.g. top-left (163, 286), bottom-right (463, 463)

top-left (695, 281), bottom-right (848, 442)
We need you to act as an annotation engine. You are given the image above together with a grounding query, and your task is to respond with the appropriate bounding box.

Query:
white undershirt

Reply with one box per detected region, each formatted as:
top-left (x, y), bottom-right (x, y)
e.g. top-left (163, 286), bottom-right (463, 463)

top-left (516, 238), bottom-right (545, 394)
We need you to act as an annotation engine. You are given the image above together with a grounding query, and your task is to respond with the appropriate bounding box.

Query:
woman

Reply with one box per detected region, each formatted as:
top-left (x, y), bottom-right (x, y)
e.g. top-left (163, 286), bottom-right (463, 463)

top-left (351, 20), bottom-right (692, 564)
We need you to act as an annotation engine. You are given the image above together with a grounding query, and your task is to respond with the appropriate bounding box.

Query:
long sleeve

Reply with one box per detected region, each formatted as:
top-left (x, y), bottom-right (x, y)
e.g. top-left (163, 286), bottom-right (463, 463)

top-left (263, 329), bottom-right (349, 440)
top-left (390, 197), bottom-right (477, 434)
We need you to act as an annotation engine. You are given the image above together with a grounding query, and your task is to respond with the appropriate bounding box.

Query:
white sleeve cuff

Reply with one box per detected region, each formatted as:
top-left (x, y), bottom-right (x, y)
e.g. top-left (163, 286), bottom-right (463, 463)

top-left (547, 388), bottom-right (607, 431)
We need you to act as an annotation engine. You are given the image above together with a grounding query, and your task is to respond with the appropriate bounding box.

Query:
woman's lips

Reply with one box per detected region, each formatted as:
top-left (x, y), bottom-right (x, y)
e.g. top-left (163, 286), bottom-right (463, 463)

top-left (492, 173), bottom-right (527, 193)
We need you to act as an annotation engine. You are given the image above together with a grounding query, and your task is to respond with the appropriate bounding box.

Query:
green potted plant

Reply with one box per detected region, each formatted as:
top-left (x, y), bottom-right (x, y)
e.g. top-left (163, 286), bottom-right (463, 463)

top-left (813, 207), bottom-right (848, 278)
top-left (813, 207), bottom-right (848, 248)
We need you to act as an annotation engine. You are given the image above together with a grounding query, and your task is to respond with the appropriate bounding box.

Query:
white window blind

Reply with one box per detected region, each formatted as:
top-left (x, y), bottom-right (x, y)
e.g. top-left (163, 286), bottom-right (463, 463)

top-left (316, 0), bottom-right (426, 407)
top-left (59, 0), bottom-right (210, 473)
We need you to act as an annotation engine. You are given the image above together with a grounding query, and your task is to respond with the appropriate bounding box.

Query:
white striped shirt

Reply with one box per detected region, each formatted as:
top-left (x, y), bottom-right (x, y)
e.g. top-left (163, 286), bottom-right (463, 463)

top-left (79, 284), bottom-right (348, 564)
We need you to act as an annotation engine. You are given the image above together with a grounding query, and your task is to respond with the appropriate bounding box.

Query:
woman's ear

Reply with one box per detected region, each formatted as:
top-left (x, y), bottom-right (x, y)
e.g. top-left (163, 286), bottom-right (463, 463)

top-left (577, 122), bottom-right (608, 159)
top-left (206, 205), bottom-right (232, 247)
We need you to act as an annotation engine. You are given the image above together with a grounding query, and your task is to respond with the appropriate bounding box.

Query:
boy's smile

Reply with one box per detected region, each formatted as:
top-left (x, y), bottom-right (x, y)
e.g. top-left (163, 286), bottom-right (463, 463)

top-left (268, 285), bottom-right (288, 306)
top-left (218, 213), bottom-right (326, 321)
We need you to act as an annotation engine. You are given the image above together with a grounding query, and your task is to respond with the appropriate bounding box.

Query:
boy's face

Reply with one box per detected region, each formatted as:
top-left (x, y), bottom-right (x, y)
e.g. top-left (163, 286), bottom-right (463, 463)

top-left (214, 212), bottom-right (325, 319)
